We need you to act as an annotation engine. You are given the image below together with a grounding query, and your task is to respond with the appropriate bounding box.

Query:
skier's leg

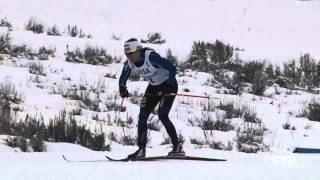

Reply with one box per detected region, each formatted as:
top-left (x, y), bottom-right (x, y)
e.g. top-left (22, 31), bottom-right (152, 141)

top-left (158, 95), bottom-right (185, 156)
top-left (128, 90), bottom-right (160, 159)
top-left (158, 78), bottom-right (179, 145)
top-left (158, 95), bottom-right (179, 145)
top-left (127, 108), bottom-right (150, 159)
top-left (137, 109), bottom-right (150, 149)
top-left (137, 86), bottom-right (161, 149)
top-left (157, 79), bottom-right (184, 156)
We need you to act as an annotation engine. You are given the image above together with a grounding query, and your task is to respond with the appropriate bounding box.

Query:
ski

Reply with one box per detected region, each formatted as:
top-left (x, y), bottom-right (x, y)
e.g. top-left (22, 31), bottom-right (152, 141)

top-left (63, 155), bottom-right (227, 162)
top-left (105, 156), bottom-right (130, 162)
top-left (105, 155), bottom-right (227, 162)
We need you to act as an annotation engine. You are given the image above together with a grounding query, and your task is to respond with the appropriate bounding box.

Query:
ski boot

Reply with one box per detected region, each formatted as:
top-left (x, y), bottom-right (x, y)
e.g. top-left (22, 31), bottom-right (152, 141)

top-left (127, 148), bottom-right (146, 159)
top-left (168, 142), bottom-right (185, 157)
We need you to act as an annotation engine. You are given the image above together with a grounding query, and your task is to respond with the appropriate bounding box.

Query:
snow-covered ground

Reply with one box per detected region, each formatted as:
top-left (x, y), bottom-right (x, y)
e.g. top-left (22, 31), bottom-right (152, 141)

top-left (1, 0), bottom-right (320, 63)
top-left (1, 143), bottom-right (320, 180)
top-left (1, 0), bottom-right (320, 179)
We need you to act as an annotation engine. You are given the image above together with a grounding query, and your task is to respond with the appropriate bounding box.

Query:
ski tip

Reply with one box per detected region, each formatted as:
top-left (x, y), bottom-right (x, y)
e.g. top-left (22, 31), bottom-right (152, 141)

top-left (62, 155), bottom-right (72, 162)
top-left (105, 156), bottom-right (112, 160)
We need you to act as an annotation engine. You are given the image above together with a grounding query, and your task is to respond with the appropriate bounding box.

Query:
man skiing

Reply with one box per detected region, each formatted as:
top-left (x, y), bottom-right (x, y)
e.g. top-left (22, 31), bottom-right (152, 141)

top-left (119, 38), bottom-right (185, 159)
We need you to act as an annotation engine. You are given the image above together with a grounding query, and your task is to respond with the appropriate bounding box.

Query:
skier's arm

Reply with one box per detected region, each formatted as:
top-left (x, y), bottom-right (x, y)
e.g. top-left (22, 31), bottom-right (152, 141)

top-left (119, 60), bottom-right (132, 86)
top-left (149, 53), bottom-right (177, 85)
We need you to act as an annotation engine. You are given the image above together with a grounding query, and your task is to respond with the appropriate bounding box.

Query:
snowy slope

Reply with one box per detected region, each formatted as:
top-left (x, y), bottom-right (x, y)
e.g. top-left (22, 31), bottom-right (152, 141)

top-left (0, 0), bottom-right (320, 62)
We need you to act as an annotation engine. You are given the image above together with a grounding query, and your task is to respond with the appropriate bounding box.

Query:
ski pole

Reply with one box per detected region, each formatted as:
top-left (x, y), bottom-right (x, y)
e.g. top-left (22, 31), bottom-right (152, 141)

top-left (120, 97), bottom-right (125, 110)
top-left (175, 93), bottom-right (209, 99)
top-left (145, 92), bottom-right (219, 99)
top-left (114, 97), bottom-right (125, 126)
top-left (169, 93), bottom-right (219, 99)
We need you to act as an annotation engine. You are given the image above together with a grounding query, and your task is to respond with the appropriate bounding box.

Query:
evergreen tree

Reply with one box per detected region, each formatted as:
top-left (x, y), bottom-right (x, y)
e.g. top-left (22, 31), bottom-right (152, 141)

top-left (275, 65), bottom-right (281, 77)
top-left (207, 40), bottom-right (233, 66)
top-left (265, 63), bottom-right (275, 85)
top-left (242, 61), bottom-right (265, 83)
top-left (299, 53), bottom-right (317, 88)
top-left (252, 71), bottom-right (267, 96)
top-left (283, 60), bottom-right (301, 86)
top-left (166, 48), bottom-right (178, 66)
top-left (188, 41), bottom-right (209, 71)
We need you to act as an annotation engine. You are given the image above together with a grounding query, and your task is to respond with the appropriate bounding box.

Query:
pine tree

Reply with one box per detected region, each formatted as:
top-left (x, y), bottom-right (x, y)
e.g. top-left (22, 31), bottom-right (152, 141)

top-left (188, 41), bottom-right (209, 71)
top-left (242, 61), bottom-right (265, 83)
top-left (275, 65), bottom-right (281, 77)
top-left (299, 54), bottom-right (317, 89)
top-left (265, 63), bottom-right (276, 85)
top-left (166, 48), bottom-right (178, 66)
top-left (252, 71), bottom-right (267, 96)
top-left (283, 60), bottom-right (301, 86)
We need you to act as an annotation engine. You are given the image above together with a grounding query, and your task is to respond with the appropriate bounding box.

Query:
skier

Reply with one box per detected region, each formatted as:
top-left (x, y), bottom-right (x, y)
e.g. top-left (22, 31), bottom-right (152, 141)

top-left (119, 38), bottom-right (185, 159)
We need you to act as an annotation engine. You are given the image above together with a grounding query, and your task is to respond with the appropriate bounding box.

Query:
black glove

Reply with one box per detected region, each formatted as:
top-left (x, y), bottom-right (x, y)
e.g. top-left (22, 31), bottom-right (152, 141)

top-left (119, 85), bottom-right (129, 98)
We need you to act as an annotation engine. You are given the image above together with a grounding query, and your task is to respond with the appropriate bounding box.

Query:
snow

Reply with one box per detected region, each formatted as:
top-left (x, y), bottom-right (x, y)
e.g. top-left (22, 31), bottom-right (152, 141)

top-left (1, 0), bottom-right (320, 179)
top-left (1, 0), bottom-right (320, 62)
top-left (45, 142), bottom-right (93, 153)
top-left (0, 146), bottom-right (320, 180)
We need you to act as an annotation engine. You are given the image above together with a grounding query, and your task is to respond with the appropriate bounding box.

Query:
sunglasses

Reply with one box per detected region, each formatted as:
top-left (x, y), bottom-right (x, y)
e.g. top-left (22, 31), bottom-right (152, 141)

top-left (126, 52), bottom-right (134, 55)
